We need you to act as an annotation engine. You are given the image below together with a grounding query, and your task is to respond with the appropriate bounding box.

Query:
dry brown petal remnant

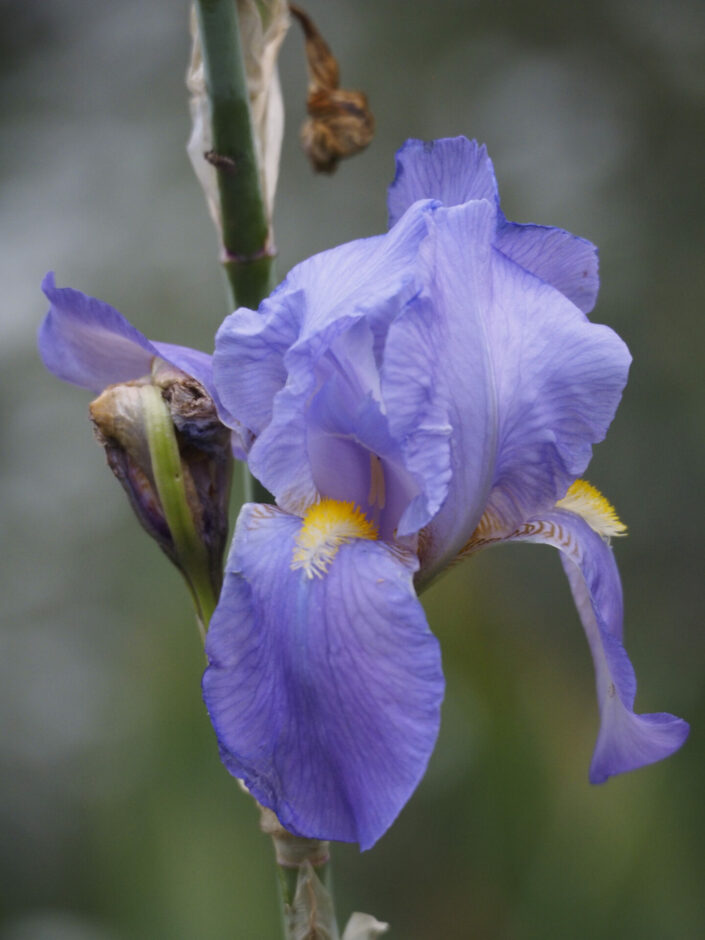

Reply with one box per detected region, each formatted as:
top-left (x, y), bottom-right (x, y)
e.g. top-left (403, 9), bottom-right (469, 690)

top-left (290, 3), bottom-right (375, 173)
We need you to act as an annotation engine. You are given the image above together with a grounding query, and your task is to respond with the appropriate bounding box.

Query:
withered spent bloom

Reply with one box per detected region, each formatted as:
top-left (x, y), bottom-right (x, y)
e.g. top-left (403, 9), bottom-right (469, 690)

top-left (290, 4), bottom-right (375, 173)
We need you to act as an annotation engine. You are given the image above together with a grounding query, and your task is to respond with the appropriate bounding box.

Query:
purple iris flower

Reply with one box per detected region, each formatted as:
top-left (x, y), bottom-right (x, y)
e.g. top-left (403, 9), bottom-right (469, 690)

top-left (203, 137), bottom-right (688, 850)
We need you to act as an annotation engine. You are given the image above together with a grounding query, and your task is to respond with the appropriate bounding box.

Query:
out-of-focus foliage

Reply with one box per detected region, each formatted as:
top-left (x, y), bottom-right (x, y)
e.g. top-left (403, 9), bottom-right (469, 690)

top-left (1, 0), bottom-right (703, 937)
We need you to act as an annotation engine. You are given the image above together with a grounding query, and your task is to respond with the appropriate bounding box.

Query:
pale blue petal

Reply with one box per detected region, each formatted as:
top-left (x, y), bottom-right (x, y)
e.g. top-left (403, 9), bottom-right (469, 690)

top-left (39, 272), bottom-right (219, 399)
top-left (38, 273), bottom-right (251, 455)
top-left (502, 509), bottom-right (689, 782)
top-left (382, 202), bottom-right (497, 574)
top-left (481, 251), bottom-right (631, 534)
top-left (213, 201), bottom-right (435, 440)
top-left (213, 288), bottom-right (300, 434)
top-left (202, 505), bottom-right (444, 849)
top-left (496, 216), bottom-right (600, 315)
top-left (246, 315), bottom-right (365, 514)
top-left (39, 272), bottom-right (157, 392)
top-left (304, 347), bottom-right (421, 540)
top-left (387, 137), bottom-right (600, 312)
top-left (385, 173), bottom-right (623, 585)
top-left (216, 202), bottom-right (447, 529)
top-left (387, 137), bottom-right (498, 229)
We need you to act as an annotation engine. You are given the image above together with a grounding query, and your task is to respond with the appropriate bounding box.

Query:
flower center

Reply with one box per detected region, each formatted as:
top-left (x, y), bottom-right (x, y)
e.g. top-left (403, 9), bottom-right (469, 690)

top-left (291, 498), bottom-right (379, 579)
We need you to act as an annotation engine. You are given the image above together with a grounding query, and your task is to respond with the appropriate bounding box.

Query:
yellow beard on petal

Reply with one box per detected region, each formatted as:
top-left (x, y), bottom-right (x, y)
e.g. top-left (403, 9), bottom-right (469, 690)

top-left (555, 479), bottom-right (627, 539)
top-left (291, 499), bottom-right (379, 579)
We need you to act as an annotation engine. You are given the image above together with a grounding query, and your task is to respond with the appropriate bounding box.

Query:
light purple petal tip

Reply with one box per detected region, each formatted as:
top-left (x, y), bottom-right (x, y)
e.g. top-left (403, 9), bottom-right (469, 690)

top-left (388, 137), bottom-right (498, 229)
top-left (39, 272), bottom-right (218, 397)
top-left (39, 271), bottom-right (157, 392)
top-left (387, 136), bottom-right (601, 313)
top-left (589, 709), bottom-right (690, 783)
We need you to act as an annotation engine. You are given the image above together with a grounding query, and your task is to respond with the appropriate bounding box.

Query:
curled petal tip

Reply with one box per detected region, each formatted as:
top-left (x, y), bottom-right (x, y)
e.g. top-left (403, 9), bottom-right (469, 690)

top-left (589, 711), bottom-right (690, 784)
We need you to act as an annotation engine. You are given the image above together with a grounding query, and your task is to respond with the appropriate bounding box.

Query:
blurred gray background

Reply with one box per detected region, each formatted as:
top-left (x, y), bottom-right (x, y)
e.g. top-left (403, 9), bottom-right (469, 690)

top-left (2, 0), bottom-right (704, 937)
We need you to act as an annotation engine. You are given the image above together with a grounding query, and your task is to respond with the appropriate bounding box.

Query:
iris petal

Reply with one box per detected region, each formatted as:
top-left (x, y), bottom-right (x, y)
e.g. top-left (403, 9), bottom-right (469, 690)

top-left (384, 199), bottom-right (627, 585)
top-left (496, 216), bottom-right (600, 315)
top-left (387, 137), bottom-right (498, 228)
top-left (247, 315), bottom-right (368, 514)
top-left (383, 202), bottom-right (497, 573)
top-left (39, 272), bottom-right (217, 398)
top-left (39, 272), bottom-right (158, 392)
top-left (213, 200), bottom-right (435, 443)
top-left (202, 504), bottom-right (444, 849)
top-left (481, 508), bottom-right (689, 781)
top-left (480, 251), bottom-right (631, 534)
top-left (387, 136), bottom-right (600, 313)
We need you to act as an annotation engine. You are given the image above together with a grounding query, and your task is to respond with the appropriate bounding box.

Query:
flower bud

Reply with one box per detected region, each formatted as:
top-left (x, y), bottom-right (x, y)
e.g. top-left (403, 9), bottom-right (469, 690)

top-left (89, 360), bottom-right (232, 628)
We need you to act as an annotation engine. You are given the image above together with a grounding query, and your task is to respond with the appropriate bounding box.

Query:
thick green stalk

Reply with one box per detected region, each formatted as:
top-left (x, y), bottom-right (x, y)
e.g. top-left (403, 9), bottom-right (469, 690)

top-left (260, 806), bottom-right (340, 939)
top-left (194, 0), bottom-right (275, 309)
top-left (192, 8), bottom-right (338, 939)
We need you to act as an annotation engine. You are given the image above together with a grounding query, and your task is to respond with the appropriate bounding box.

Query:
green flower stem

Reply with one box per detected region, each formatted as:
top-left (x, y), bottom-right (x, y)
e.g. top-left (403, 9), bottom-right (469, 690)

top-left (194, 0), bottom-right (275, 310)
top-left (141, 385), bottom-right (218, 633)
top-left (192, 7), bottom-right (337, 936)
top-left (260, 806), bottom-right (340, 938)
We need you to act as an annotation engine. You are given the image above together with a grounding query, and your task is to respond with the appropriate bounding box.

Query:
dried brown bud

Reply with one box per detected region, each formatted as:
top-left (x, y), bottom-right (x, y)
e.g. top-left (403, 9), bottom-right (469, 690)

top-left (290, 4), bottom-right (375, 173)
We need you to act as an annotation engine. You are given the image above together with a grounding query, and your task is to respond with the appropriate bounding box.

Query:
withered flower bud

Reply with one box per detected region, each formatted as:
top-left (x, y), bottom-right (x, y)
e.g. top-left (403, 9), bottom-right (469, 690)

top-left (90, 360), bottom-right (232, 628)
top-left (290, 4), bottom-right (375, 173)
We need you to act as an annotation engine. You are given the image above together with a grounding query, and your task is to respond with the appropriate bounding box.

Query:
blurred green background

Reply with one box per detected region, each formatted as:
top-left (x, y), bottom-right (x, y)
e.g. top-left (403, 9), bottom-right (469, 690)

top-left (2, 0), bottom-right (704, 937)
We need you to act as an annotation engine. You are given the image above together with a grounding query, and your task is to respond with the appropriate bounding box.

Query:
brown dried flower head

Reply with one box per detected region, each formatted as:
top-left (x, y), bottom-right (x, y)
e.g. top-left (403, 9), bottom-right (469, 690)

top-left (290, 4), bottom-right (375, 173)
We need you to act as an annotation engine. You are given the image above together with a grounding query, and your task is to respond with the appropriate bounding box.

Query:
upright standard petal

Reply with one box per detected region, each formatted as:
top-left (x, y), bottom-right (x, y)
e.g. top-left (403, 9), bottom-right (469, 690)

top-left (495, 216), bottom-right (599, 315)
top-left (214, 201), bottom-right (444, 522)
top-left (469, 506), bottom-right (689, 781)
top-left (393, 200), bottom-right (629, 585)
top-left (478, 250), bottom-right (631, 536)
top-left (387, 136), bottom-right (600, 314)
top-left (213, 199), bottom-right (434, 440)
top-left (387, 137), bottom-right (498, 228)
top-left (202, 503), bottom-right (444, 849)
top-left (382, 201), bottom-right (498, 572)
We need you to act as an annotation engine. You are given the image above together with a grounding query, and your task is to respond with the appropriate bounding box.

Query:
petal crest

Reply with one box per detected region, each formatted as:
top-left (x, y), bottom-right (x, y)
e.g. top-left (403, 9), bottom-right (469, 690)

top-left (202, 504), bottom-right (444, 849)
top-left (387, 137), bottom-right (498, 228)
top-left (387, 136), bottom-right (600, 313)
